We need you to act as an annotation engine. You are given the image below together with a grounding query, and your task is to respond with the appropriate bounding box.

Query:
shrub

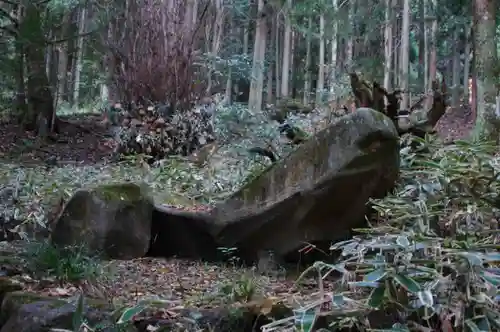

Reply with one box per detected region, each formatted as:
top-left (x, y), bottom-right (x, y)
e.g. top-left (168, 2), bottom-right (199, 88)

top-left (263, 135), bottom-right (500, 331)
top-left (23, 240), bottom-right (103, 283)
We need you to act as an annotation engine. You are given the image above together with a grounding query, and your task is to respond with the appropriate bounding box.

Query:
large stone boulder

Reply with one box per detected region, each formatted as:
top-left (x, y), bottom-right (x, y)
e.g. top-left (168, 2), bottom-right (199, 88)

top-left (209, 108), bottom-right (400, 261)
top-left (50, 183), bottom-right (153, 260)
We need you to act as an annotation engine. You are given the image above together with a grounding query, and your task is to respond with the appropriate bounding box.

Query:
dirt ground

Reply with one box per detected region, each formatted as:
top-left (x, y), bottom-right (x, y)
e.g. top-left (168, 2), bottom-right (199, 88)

top-left (0, 114), bottom-right (117, 165)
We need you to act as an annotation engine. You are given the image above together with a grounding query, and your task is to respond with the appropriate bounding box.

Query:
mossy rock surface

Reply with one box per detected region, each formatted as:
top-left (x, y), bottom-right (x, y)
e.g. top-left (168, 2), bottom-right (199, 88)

top-left (0, 291), bottom-right (115, 332)
top-left (93, 182), bottom-right (151, 203)
top-left (210, 108), bottom-right (400, 258)
top-left (51, 182), bottom-right (154, 260)
top-left (214, 108), bottom-right (398, 219)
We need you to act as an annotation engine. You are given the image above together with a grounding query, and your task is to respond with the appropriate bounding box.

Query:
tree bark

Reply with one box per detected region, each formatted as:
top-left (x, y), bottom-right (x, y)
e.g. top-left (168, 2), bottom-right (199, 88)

top-left (472, 0), bottom-right (499, 141)
top-left (21, 3), bottom-right (55, 135)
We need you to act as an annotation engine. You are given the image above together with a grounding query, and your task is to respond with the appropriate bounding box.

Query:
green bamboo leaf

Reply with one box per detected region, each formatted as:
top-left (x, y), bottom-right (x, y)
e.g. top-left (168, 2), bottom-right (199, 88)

top-left (457, 252), bottom-right (483, 267)
top-left (392, 273), bottom-right (421, 293)
top-left (364, 268), bottom-right (387, 282)
top-left (116, 305), bottom-right (146, 324)
top-left (465, 319), bottom-right (483, 332)
top-left (483, 252), bottom-right (500, 262)
top-left (293, 308), bottom-right (317, 332)
top-left (72, 293), bottom-right (85, 332)
top-left (368, 285), bottom-right (386, 308)
top-left (479, 270), bottom-right (500, 286)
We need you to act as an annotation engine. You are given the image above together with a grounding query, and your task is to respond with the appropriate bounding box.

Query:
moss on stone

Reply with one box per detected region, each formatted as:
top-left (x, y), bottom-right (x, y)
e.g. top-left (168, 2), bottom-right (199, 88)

top-left (0, 290), bottom-right (113, 324)
top-left (214, 108), bottom-right (399, 219)
top-left (0, 291), bottom-right (62, 324)
top-left (93, 183), bottom-right (150, 203)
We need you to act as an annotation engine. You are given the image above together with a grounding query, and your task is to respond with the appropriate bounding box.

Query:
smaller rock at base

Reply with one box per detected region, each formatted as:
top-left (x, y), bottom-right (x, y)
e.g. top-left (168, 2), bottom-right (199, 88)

top-left (0, 291), bottom-right (117, 332)
top-left (50, 183), bottom-right (154, 260)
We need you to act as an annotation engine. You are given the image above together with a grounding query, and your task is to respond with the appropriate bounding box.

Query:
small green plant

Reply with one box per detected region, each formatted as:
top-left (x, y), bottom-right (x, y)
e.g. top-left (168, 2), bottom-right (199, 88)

top-left (219, 272), bottom-right (260, 303)
top-left (217, 246), bottom-right (241, 267)
top-left (23, 240), bottom-right (103, 283)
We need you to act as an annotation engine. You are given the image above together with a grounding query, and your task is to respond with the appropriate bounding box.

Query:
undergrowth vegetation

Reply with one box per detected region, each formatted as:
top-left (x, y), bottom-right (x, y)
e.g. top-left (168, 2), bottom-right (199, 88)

top-left (0, 101), bottom-right (337, 235)
top-left (22, 241), bottom-right (103, 283)
top-left (28, 133), bottom-right (500, 332)
top-left (3, 98), bottom-right (500, 331)
top-left (267, 134), bottom-right (500, 331)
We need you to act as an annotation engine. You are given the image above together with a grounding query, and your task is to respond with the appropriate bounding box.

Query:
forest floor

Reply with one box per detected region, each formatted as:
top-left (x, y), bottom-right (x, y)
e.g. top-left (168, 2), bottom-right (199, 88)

top-left (0, 104), bottom-right (476, 324)
top-left (0, 104), bottom-right (474, 166)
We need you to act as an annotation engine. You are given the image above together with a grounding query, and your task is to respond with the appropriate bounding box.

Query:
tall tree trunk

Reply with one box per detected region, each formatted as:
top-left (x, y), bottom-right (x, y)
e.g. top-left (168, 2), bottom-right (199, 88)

top-left (225, 12), bottom-right (235, 104)
top-left (345, 1), bottom-right (353, 68)
top-left (316, 14), bottom-right (325, 105)
top-left (304, 16), bottom-right (312, 105)
top-left (248, 0), bottom-right (267, 111)
top-left (383, 0), bottom-right (393, 90)
top-left (280, 0), bottom-right (292, 99)
top-left (427, 0), bottom-right (437, 108)
top-left (14, 6), bottom-right (27, 119)
top-left (56, 12), bottom-right (72, 108)
top-left (400, 0), bottom-right (410, 109)
top-left (274, 15), bottom-right (281, 101)
top-left (21, 3), bottom-right (55, 135)
top-left (451, 27), bottom-right (461, 108)
top-left (206, 0), bottom-right (225, 95)
top-left (463, 24), bottom-right (471, 104)
top-left (243, 0), bottom-right (250, 54)
top-left (266, 15), bottom-right (276, 105)
top-left (418, 0), bottom-right (425, 86)
top-left (72, 7), bottom-right (87, 106)
top-left (329, 0), bottom-right (338, 94)
top-left (472, 0), bottom-right (498, 141)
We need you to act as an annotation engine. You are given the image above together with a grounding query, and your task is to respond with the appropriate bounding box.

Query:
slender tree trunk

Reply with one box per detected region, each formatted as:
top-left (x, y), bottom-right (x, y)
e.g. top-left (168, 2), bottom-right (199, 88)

top-left (206, 0), bottom-right (224, 95)
top-left (427, 0), bottom-right (437, 107)
top-left (266, 15), bottom-right (276, 104)
top-left (56, 12), bottom-right (71, 108)
top-left (451, 27), bottom-right (461, 107)
top-left (280, 0), bottom-right (292, 99)
top-left (274, 16), bottom-right (281, 101)
top-left (383, 0), bottom-right (393, 90)
top-left (472, 0), bottom-right (498, 141)
top-left (22, 3), bottom-right (55, 135)
top-left (316, 14), bottom-right (325, 105)
top-left (248, 0), bottom-right (267, 111)
top-left (418, 0), bottom-right (425, 86)
top-left (400, 0), bottom-right (410, 109)
top-left (329, 0), bottom-right (338, 94)
top-left (346, 1), bottom-right (353, 68)
top-left (463, 24), bottom-right (471, 104)
top-left (72, 7), bottom-right (87, 106)
top-left (304, 16), bottom-right (312, 104)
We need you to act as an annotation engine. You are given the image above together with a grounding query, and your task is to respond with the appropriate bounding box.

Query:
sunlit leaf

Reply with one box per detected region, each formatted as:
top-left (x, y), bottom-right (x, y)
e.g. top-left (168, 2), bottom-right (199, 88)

top-left (293, 308), bottom-right (317, 332)
top-left (396, 235), bottom-right (410, 248)
top-left (348, 281), bottom-right (381, 288)
top-left (456, 252), bottom-right (483, 267)
top-left (392, 273), bottom-right (421, 293)
top-left (117, 305), bottom-right (146, 324)
top-left (417, 290), bottom-right (433, 308)
top-left (364, 268), bottom-right (387, 282)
